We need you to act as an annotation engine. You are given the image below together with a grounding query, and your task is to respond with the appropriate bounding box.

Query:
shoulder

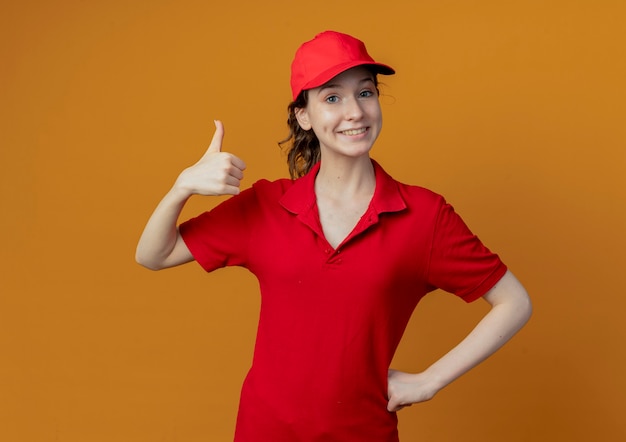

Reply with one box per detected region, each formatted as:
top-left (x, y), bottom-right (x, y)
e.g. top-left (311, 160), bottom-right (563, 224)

top-left (397, 181), bottom-right (445, 206)
top-left (394, 182), bottom-right (450, 230)
top-left (388, 176), bottom-right (448, 216)
top-left (249, 177), bottom-right (295, 201)
top-left (251, 177), bottom-right (294, 192)
top-left (242, 177), bottom-right (299, 212)
top-left (373, 160), bottom-right (446, 210)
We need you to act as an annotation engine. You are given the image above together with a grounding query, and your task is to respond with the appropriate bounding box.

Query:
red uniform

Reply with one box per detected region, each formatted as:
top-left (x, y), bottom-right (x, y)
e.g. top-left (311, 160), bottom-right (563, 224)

top-left (180, 160), bottom-right (507, 441)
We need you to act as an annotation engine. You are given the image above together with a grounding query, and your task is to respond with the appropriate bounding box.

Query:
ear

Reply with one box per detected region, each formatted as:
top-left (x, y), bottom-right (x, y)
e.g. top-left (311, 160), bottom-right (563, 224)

top-left (294, 107), bottom-right (312, 131)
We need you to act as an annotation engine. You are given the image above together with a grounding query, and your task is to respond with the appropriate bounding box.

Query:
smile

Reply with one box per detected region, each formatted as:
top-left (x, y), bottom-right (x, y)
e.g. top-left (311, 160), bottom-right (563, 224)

top-left (339, 128), bottom-right (367, 136)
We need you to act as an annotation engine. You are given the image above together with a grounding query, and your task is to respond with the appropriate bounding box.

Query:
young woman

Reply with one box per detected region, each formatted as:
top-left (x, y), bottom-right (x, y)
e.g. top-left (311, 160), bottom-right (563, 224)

top-left (136, 30), bottom-right (532, 442)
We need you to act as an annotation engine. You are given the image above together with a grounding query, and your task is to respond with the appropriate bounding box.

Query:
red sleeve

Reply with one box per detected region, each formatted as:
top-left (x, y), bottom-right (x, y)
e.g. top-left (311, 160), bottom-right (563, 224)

top-left (178, 186), bottom-right (258, 272)
top-left (426, 201), bottom-right (507, 302)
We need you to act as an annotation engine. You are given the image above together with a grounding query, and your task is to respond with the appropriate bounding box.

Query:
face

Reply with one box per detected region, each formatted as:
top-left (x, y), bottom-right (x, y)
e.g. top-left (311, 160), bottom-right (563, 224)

top-left (295, 66), bottom-right (382, 161)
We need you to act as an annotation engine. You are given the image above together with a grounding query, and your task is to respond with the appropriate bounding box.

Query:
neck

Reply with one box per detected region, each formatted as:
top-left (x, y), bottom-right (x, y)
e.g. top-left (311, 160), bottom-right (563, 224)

top-left (315, 155), bottom-right (375, 198)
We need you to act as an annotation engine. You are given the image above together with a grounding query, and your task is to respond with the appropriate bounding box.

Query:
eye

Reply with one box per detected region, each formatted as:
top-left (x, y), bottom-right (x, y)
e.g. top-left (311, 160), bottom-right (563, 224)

top-left (325, 95), bottom-right (339, 103)
top-left (359, 90), bottom-right (374, 98)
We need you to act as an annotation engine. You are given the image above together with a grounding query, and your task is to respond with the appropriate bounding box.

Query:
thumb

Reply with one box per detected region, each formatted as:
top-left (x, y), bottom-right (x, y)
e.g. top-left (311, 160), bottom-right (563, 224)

top-left (204, 119), bottom-right (225, 156)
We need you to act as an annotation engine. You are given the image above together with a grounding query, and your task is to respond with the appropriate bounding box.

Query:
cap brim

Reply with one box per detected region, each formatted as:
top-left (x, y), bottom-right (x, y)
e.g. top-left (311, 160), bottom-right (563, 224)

top-left (298, 61), bottom-right (395, 97)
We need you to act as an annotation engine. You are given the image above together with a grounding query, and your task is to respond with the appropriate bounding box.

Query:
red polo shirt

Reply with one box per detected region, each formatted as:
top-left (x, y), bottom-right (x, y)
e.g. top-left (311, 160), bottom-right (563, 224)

top-left (179, 160), bottom-right (507, 442)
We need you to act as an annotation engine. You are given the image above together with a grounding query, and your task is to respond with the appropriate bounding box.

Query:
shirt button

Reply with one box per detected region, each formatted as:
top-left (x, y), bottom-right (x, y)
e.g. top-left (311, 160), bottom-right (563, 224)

top-left (325, 248), bottom-right (331, 254)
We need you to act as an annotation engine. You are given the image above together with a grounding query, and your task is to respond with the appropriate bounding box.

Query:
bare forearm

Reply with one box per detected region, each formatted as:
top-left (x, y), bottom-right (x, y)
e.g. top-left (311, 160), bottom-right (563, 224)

top-left (135, 186), bottom-right (191, 270)
top-left (424, 280), bottom-right (531, 391)
top-left (387, 271), bottom-right (532, 411)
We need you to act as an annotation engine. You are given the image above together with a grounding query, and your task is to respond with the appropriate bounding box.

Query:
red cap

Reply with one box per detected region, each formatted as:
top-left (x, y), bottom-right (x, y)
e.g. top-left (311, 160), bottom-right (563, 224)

top-left (290, 31), bottom-right (395, 101)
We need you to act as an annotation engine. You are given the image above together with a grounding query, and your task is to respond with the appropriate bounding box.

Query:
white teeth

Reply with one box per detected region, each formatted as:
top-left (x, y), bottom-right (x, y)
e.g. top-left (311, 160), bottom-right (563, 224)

top-left (341, 128), bottom-right (366, 135)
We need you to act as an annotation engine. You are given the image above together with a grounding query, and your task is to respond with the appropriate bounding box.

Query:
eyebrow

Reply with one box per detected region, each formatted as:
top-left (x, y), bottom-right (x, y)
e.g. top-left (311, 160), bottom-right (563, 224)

top-left (318, 77), bottom-right (375, 93)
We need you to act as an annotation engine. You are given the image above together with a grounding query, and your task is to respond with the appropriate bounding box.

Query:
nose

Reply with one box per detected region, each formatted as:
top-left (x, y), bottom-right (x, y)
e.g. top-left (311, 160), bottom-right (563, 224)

top-left (344, 97), bottom-right (364, 121)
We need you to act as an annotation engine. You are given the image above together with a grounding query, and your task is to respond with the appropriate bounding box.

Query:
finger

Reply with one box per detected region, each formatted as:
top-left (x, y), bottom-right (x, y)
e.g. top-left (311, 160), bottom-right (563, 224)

top-left (387, 400), bottom-right (399, 413)
top-left (204, 119), bottom-right (225, 157)
top-left (387, 399), bottom-right (408, 413)
top-left (223, 175), bottom-right (242, 188)
top-left (220, 184), bottom-right (241, 196)
top-left (227, 164), bottom-right (245, 180)
top-left (230, 155), bottom-right (247, 171)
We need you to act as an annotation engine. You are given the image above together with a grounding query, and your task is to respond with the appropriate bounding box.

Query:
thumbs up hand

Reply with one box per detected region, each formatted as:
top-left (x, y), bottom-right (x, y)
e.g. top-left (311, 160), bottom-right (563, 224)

top-left (175, 120), bottom-right (247, 197)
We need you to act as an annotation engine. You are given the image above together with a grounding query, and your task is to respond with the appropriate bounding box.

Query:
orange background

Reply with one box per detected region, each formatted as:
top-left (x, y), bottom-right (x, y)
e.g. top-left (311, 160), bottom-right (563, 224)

top-left (1, 1), bottom-right (625, 441)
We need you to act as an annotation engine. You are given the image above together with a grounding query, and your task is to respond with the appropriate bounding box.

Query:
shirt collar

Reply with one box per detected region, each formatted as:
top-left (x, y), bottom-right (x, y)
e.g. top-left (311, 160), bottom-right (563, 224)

top-left (279, 159), bottom-right (407, 215)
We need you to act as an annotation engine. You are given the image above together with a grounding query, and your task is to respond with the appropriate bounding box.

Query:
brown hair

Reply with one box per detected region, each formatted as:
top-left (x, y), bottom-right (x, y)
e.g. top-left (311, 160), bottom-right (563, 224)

top-left (278, 90), bottom-right (320, 179)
